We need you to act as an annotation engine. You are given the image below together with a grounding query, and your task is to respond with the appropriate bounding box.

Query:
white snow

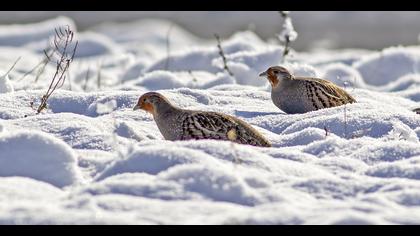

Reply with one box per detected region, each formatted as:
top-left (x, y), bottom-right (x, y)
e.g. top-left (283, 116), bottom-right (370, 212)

top-left (0, 16), bottom-right (76, 48)
top-left (0, 73), bottom-right (14, 93)
top-left (0, 16), bottom-right (420, 225)
top-left (0, 130), bottom-right (82, 188)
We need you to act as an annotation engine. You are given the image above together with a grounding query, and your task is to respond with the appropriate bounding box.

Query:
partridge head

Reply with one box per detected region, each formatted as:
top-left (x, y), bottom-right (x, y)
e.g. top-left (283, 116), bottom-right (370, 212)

top-left (259, 66), bottom-right (293, 87)
top-left (133, 91), bottom-right (174, 117)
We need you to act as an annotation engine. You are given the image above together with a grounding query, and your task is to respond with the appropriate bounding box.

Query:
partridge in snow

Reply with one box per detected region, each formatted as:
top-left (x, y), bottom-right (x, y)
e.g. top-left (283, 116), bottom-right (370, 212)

top-left (133, 92), bottom-right (271, 147)
top-left (259, 66), bottom-right (356, 114)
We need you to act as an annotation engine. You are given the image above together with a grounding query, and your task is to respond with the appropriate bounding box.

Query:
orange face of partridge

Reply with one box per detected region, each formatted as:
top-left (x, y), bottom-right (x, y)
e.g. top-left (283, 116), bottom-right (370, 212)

top-left (133, 93), bottom-right (156, 116)
top-left (259, 66), bottom-right (292, 88)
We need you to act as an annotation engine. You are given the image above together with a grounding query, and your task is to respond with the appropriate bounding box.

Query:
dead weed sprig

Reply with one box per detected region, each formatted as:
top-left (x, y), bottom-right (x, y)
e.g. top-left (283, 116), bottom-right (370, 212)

top-left (35, 25), bottom-right (78, 114)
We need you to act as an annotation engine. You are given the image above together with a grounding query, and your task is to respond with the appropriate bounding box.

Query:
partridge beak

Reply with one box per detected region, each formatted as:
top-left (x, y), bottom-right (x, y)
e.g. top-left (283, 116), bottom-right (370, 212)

top-left (133, 104), bottom-right (141, 111)
top-left (259, 71), bottom-right (267, 77)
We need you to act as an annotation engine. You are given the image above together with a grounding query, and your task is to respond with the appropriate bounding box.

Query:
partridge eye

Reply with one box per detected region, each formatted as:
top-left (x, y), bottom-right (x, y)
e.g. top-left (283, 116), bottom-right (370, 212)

top-left (274, 71), bottom-right (279, 74)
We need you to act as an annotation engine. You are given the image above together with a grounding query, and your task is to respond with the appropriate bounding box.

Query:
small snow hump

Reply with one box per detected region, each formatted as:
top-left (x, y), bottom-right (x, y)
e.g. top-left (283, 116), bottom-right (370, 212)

top-left (0, 73), bottom-right (14, 93)
top-left (0, 130), bottom-right (83, 188)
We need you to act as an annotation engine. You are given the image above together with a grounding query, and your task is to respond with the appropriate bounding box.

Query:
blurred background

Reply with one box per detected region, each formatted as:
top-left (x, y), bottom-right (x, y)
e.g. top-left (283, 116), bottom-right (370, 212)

top-left (1, 11), bottom-right (420, 51)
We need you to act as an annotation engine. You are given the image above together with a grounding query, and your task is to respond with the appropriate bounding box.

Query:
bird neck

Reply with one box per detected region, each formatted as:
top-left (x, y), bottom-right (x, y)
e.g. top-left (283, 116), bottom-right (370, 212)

top-left (154, 101), bottom-right (179, 119)
top-left (153, 102), bottom-right (182, 140)
top-left (270, 74), bottom-right (294, 88)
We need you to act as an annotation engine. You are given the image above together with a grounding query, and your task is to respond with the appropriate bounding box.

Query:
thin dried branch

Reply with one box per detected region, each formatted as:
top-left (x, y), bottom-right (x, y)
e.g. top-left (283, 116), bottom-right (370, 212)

top-left (214, 34), bottom-right (234, 77)
top-left (36, 25), bottom-right (78, 114)
top-left (342, 81), bottom-right (349, 139)
top-left (344, 103), bottom-right (348, 138)
top-left (2, 56), bottom-right (21, 77)
top-left (83, 66), bottom-right (90, 91)
top-left (164, 24), bottom-right (174, 71)
top-left (337, 76), bottom-right (356, 139)
top-left (280, 11), bottom-right (289, 18)
top-left (17, 42), bottom-right (59, 83)
top-left (278, 11), bottom-right (297, 63)
top-left (324, 126), bottom-right (329, 137)
top-left (97, 63), bottom-right (102, 89)
top-left (279, 11), bottom-right (291, 62)
top-left (282, 35), bottom-right (291, 59)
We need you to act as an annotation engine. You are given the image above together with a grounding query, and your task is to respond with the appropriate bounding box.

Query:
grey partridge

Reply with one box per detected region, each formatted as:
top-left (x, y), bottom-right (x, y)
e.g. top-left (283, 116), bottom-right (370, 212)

top-left (259, 66), bottom-right (356, 114)
top-left (133, 92), bottom-right (271, 147)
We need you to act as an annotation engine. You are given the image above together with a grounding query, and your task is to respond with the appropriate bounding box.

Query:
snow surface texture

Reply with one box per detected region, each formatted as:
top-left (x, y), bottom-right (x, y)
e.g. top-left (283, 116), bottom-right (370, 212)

top-left (0, 16), bottom-right (420, 225)
top-left (0, 73), bottom-right (14, 93)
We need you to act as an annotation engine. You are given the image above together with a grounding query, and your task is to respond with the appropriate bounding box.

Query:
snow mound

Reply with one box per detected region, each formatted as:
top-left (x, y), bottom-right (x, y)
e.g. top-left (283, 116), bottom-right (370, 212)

top-left (0, 177), bottom-right (64, 201)
top-left (285, 62), bottom-right (320, 78)
top-left (146, 48), bottom-right (220, 74)
top-left (72, 32), bottom-right (123, 58)
top-left (120, 58), bottom-right (150, 82)
top-left (321, 63), bottom-right (367, 88)
top-left (93, 19), bottom-right (205, 61)
top-left (354, 46), bottom-right (420, 86)
top-left (0, 130), bottom-right (82, 187)
top-left (381, 74), bottom-right (420, 92)
top-left (365, 157), bottom-right (420, 180)
top-left (93, 19), bottom-right (201, 47)
top-left (159, 164), bottom-right (261, 206)
top-left (0, 16), bottom-right (76, 47)
top-left (96, 145), bottom-right (222, 180)
top-left (145, 31), bottom-right (278, 87)
top-left (0, 73), bottom-right (14, 93)
top-left (129, 70), bottom-right (235, 90)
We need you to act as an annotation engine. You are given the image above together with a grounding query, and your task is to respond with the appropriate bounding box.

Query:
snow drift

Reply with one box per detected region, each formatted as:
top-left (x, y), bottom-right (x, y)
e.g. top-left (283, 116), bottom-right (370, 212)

top-left (0, 130), bottom-right (82, 188)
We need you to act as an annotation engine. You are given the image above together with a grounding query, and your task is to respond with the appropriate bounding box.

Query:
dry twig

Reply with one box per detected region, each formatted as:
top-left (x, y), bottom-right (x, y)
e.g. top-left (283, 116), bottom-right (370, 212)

top-left (214, 34), bottom-right (234, 77)
top-left (2, 56), bottom-right (21, 77)
top-left (97, 63), bottom-right (102, 89)
top-left (164, 24), bottom-right (174, 71)
top-left (324, 126), bottom-right (329, 137)
top-left (36, 25), bottom-right (78, 114)
top-left (343, 81), bottom-right (349, 138)
top-left (17, 45), bottom-right (57, 83)
top-left (83, 66), bottom-right (90, 91)
top-left (278, 11), bottom-right (297, 63)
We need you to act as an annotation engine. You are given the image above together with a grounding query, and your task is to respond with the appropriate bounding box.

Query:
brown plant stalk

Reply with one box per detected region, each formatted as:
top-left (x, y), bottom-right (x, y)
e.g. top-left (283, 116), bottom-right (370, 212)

top-left (36, 25), bottom-right (78, 114)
